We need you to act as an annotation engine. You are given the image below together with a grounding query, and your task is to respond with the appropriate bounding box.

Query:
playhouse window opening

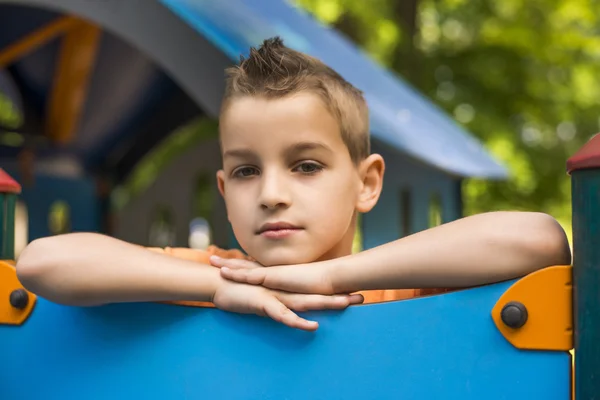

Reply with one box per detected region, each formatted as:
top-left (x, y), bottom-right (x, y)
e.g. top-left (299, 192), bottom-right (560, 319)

top-left (400, 188), bottom-right (412, 237)
top-left (352, 213), bottom-right (363, 253)
top-left (48, 200), bottom-right (71, 235)
top-left (15, 200), bottom-right (28, 258)
top-left (149, 205), bottom-right (176, 247)
top-left (189, 172), bottom-right (215, 250)
top-left (429, 193), bottom-right (443, 227)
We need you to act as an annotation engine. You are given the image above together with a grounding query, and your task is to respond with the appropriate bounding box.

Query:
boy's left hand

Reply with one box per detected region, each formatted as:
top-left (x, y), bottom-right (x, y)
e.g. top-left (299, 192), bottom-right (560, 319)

top-left (209, 255), bottom-right (339, 295)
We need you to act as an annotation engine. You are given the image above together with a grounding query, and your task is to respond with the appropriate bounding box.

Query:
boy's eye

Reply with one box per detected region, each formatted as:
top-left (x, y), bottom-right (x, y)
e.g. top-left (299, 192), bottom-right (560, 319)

top-left (293, 162), bottom-right (323, 174)
top-left (232, 166), bottom-right (259, 178)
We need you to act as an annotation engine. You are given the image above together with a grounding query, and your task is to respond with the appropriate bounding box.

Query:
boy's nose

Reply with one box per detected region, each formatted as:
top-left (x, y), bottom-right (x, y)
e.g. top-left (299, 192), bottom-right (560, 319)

top-left (259, 172), bottom-right (291, 210)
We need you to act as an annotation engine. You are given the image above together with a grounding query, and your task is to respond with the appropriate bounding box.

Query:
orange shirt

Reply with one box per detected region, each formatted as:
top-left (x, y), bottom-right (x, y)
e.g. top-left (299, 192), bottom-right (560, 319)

top-left (148, 246), bottom-right (451, 306)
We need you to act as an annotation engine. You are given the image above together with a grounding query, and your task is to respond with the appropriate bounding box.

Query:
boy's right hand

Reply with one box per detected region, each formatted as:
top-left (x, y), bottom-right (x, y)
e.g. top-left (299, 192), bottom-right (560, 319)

top-left (212, 279), bottom-right (363, 331)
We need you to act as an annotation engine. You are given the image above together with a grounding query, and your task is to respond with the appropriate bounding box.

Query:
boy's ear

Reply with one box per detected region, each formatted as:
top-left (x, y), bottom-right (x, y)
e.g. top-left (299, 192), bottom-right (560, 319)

top-left (356, 154), bottom-right (385, 213)
top-left (216, 170), bottom-right (226, 198)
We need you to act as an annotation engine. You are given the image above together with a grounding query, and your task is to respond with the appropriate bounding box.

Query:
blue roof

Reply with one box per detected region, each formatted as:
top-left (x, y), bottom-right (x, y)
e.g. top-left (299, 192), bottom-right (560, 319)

top-left (160, 0), bottom-right (507, 179)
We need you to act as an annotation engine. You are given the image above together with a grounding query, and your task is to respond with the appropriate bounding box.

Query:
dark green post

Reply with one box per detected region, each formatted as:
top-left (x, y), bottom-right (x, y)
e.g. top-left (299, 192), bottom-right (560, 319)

top-left (567, 134), bottom-right (600, 400)
top-left (0, 168), bottom-right (21, 260)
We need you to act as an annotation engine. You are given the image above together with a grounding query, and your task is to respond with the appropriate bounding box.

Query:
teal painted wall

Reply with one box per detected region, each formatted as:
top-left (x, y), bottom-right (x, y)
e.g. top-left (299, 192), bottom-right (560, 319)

top-left (362, 140), bottom-right (461, 250)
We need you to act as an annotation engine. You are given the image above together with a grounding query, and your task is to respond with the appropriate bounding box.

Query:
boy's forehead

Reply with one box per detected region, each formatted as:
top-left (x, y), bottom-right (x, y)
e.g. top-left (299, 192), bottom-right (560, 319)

top-left (222, 141), bottom-right (336, 162)
top-left (219, 94), bottom-right (342, 148)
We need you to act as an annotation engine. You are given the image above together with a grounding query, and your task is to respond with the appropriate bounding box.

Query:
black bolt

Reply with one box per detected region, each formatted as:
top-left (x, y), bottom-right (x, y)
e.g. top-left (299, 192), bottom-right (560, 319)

top-left (9, 289), bottom-right (29, 309)
top-left (501, 301), bottom-right (528, 329)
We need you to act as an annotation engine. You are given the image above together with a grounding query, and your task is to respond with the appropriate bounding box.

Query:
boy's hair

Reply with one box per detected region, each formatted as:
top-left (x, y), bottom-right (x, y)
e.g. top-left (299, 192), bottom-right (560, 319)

top-left (221, 37), bottom-right (370, 163)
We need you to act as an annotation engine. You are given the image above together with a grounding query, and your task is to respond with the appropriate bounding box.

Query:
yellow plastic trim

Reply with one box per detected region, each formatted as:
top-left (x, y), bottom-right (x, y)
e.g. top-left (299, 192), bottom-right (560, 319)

top-left (46, 20), bottom-right (102, 144)
top-left (492, 265), bottom-right (572, 351)
top-left (0, 260), bottom-right (36, 325)
top-left (0, 16), bottom-right (80, 68)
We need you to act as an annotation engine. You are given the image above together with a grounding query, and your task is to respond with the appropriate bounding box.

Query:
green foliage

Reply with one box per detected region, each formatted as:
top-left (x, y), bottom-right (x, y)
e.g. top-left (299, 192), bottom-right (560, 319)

top-left (295, 0), bottom-right (600, 241)
top-left (0, 92), bottom-right (24, 147)
top-left (0, 92), bottom-right (22, 129)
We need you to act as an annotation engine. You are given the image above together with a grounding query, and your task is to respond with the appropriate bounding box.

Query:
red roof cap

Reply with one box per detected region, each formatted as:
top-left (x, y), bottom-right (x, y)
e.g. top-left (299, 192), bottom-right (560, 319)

top-left (567, 133), bottom-right (600, 174)
top-left (0, 169), bottom-right (21, 194)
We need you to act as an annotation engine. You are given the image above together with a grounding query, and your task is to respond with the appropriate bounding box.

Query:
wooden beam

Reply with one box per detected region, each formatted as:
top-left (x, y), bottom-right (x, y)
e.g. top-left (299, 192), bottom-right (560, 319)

top-left (0, 16), bottom-right (80, 68)
top-left (46, 21), bottom-right (102, 145)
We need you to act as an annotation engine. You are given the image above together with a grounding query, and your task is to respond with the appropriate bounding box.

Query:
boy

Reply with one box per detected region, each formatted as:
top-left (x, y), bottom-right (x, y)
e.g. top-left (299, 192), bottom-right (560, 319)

top-left (16, 37), bottom-right (571, 332)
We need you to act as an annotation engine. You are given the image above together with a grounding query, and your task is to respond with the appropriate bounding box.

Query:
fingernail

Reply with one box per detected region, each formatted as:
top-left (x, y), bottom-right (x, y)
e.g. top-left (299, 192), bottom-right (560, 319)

top-left (221, 267), bottom-right (230, 273)
top-left (210, 255), bottom-right (221, 262)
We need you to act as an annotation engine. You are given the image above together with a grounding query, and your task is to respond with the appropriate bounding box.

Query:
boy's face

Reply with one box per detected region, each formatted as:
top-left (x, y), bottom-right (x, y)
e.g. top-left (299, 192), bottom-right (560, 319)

top-left (217, 93), bottom-right (381, 266)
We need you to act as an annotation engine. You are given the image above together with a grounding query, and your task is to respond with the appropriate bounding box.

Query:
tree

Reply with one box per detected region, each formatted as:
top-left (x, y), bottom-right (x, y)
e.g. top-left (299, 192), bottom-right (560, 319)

top-left (295, 0), bottom-right (600, 240)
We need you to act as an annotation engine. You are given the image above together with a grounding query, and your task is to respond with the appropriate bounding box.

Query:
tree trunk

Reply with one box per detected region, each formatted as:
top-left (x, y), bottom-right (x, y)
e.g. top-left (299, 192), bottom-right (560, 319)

top-left (392, 0), bottom-right (421, 86)
top-left (332, 12), bottom-right (362, 45)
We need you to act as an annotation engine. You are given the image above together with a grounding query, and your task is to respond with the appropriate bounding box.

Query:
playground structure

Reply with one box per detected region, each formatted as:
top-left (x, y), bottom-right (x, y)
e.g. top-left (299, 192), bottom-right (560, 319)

top-left (0, 0), bottom-right (598, 398)
top-left (0, 135), bottom-right (598, 398)
top-left (0, 0), bottom-right (506, 252)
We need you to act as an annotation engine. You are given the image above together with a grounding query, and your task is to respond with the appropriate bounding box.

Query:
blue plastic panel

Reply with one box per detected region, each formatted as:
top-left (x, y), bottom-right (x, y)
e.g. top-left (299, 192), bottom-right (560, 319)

top-left (1, 281), bottom-right (569, 399)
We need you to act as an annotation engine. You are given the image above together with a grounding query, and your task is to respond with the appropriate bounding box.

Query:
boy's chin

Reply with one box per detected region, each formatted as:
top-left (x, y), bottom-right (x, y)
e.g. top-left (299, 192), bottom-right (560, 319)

top-left (253, 250), bottom-right (315, 267)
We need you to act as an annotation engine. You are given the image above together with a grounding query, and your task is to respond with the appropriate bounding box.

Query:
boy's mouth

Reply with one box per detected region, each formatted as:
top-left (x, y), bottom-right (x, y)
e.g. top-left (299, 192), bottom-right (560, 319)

top-left (257, 222), bottom-right (303, 239)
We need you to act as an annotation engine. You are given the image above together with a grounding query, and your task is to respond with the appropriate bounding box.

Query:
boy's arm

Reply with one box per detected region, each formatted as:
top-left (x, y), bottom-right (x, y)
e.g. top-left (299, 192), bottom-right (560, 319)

top-left (333, 211), bottom-right (571, 293)
top-left (16, 233), bottom-right (221, 306)
top-left (16, 233), bottom-right (362, 331)
top-left (214, 212), bottom-right (572, 294)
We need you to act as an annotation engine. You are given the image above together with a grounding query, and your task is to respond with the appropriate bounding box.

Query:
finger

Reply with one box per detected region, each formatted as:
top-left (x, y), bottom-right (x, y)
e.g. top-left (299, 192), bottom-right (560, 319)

top-left (348, 293), bottom-right (365, 305)
top-left (280, 293), bottom-right (360, 312)
top-left (220, 266), bottom-right (267, 285)
top-left (261, 296), bottom-right (319, 331)
top-left (210, 256), bottom-right (259, 270)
